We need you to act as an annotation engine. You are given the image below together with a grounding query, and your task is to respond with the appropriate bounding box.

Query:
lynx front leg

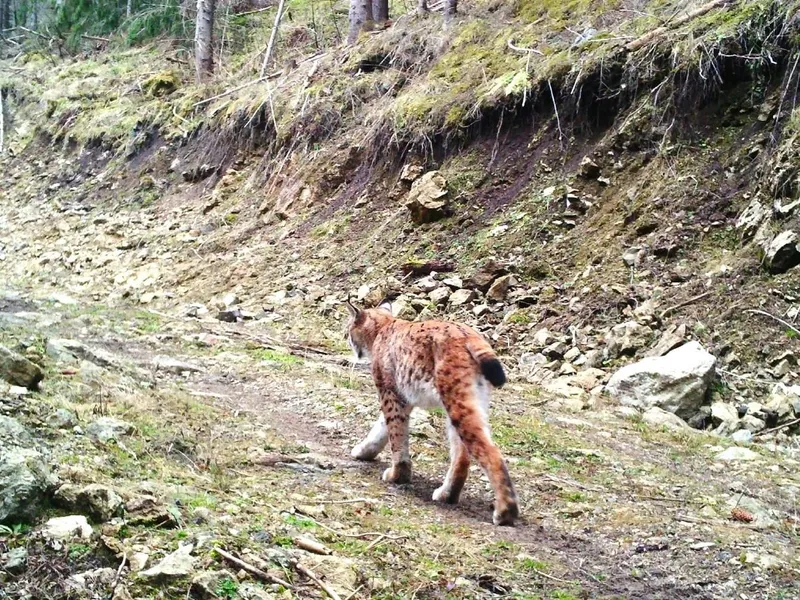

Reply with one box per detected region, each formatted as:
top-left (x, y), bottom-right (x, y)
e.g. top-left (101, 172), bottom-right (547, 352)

top-left (351, 413), bottom-right (388, 461)
top-left (379, 387), bottom-right (412, 484)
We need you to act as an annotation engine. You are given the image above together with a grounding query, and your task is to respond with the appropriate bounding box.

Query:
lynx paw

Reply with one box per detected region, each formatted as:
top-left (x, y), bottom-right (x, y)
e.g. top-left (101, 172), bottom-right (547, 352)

top-left (381, 463), bottom-right (411, 484)
top-left (492, 501), bottom-right (519, 527)
top-left (432, 485), bottom-right (459, 504)
top-left (351, 442), bottom-right (381, 461)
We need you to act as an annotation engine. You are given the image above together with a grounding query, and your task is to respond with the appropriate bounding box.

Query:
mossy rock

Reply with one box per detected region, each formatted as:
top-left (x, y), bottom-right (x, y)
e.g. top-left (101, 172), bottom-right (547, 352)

top-left (142, 71), bottom-right (180, 97)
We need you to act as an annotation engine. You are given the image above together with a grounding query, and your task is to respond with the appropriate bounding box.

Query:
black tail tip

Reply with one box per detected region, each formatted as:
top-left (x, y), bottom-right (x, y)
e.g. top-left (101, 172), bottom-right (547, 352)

top-left (480, 357), bottom-right (506, 388)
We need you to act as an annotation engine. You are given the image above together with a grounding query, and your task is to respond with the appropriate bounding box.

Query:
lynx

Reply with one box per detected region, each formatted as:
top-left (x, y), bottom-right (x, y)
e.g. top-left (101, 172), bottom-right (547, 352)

top-left (345, 299), bottom-right (519, 526)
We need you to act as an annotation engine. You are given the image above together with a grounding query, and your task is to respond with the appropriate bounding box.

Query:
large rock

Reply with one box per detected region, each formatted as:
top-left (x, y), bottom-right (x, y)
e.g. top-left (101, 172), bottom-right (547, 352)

top-left (140, 543), bottom-right (196, 580)
top-left (0, 416), bottom-right (55, 524)
top-left (605, 341), bottom-right (716, 419)
top-left (643, 407), bottom-right (690, 430)
top-left (604, 322), bottom-right (653, 358)
top-left (449, 289), bottom-right (476, 306)
top-left (465, 260), bottom-right (508, 292)
top-left (405, 171), bottom-right (449, 224)
top-left (486, 275), bottom-right (515, 302)
top-left (763, 230), bottom-right (800, 274)
top-left (46, 339), bottom-right (118, 368)
top-left (54, 484), bottom-right (124, 523)
top-left (0, 345), bottom-right (44, 390)
top-left (736, 199), bottom-right (768, 238)
top-left (86, 417), bottom-right (134, 443)
top-left (764, 384), bottom-right (798, 421)
top-left (42, 515), bottom-right (93, 540)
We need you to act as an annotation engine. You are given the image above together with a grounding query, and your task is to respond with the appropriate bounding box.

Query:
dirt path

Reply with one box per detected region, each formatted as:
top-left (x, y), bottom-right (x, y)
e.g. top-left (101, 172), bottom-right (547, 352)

top-left (1, 288), bottom-right (798, 600)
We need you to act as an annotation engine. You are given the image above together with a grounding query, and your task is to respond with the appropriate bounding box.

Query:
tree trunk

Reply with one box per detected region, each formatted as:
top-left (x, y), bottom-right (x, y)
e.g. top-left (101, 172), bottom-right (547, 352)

top-left (417, 0), bottom-right (428, 13)
top-left (373, 0), bottom-right (388, 23)
top-left (195, 0), bottom-right (216, 81)
top-left (126, 0), bottom-right (132, 18)
top-left (444, 0), bottom-right (456, 22)
top-left (362, 0), bottom-right (374, 31)
top-left (347, 0), bottom-right (363, 44)
top-left (259, 0), bottom-right (286, 77)
top-left (0, 0), bottom-right (12, 31)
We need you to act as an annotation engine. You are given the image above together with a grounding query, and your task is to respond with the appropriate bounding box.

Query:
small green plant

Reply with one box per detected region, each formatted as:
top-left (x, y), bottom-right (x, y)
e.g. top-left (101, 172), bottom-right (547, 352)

top-left (68, 543), bottom-right (92, 560)
top-left (216, 577), bottom-right (239, 599)
top-left (519, 557), bottom-right (549, 572)
top-left (282, 513), bottom-right (316, 529)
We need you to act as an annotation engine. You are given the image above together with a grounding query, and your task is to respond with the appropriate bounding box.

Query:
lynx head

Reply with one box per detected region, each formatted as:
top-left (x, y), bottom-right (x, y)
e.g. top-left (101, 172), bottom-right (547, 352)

top-left (344, 298), bottom-right (393, 361)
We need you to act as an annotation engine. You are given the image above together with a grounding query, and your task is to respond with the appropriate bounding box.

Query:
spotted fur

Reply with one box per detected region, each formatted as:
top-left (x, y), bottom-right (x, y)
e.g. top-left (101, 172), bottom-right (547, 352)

top-left (345, 299), bottom-right (519, 526)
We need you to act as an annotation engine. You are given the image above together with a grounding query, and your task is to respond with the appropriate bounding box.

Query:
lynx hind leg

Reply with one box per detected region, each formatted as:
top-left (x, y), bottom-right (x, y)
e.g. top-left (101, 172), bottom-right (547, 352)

top-left (352, 413), bottom-right (388, 461)
top-left (432, 418), bottom-right (471, 504)
top-left (380, 387), bottom-right (412, 484)
top-left (442, 381), bottom-right (519, 526)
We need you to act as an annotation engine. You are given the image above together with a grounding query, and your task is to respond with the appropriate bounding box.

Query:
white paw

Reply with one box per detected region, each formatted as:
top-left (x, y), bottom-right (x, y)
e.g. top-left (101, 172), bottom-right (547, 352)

top-left (351, 442), bottom-right (377, 461)
top-left (432, 485), bottom-right (448, 502)
top-left (381, 467), bottom-right (393, 482)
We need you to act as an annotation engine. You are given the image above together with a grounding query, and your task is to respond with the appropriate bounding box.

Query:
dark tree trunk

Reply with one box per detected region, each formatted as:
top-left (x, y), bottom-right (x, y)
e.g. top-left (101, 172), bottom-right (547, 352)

top-left (373, 0), bottom-right (388, 23)
top-left (195, 0), bottom-right (216, 81)
top-left (444, 0), bottom-right (456, 22)
top-left (0, 0), bottom-right (12, 31)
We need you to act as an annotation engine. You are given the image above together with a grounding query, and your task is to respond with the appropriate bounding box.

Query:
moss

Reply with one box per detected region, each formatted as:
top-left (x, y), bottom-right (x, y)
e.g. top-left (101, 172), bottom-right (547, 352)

top-left (142, 70), bottom-right (180, 97)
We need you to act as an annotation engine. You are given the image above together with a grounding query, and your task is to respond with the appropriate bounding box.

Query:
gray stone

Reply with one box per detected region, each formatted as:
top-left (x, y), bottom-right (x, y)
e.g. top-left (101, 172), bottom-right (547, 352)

top-left (643, 407), bottom-right (689, 430)
top-left (715, 447), bottom-right (760, 462)
top-left (736, 199), bottom-right (768, 238)
top-left (726, 495), bottom-right (777, 528)
top-left (764, 230), bottom-right (800, 274)
top-left (604, 322), bottom-right (653, 358)
top-left (449, 289), bottom-right (475, 306)
top-left (710, 402), bottom-right (739, 428)
top-left (152, 356), bottom-right (203, 375)
top-left (428, 287), bottom-right (451, 305)
top-left (543, 341), bottom-right (568, 360)
top-left (645, 324), bottom-right (687, 358)
top-left (0, 416), bottom-right (55, 524)
top-left (390, 295), bottom-right (417, 320)
top-left (531, 328), bottom-right (555, 348)
top-left (3, 547), bottom-right (27, 574)
top-left (486, 275), bottom-right (515, 302)
top-left (53, 484), bottom-right (124, 522)
top-left (578, 156), bottom-right (601, 179)
top-left (86, 417), bottom-right (134, 443)
top-left (47, 408), bottom-right (77, 429)
top-left (731, 429), bottom-right (753, 444)
top-left (45, 339), bottom-right (118, 368)
top-left (0, 345), bottom-right (43, 390)
top-left (190, 570), bottom-right (233, 599)
top-left (740, 415), bottom-right (766, 433)
top-left (605, 341), bottom-right (717, 419)
top-left (405, 171), bottom-right (448, 224)
top-left (42, 515), bottom-right (93, 540)
top-left (764, 384), bottom-right (798, 421)
top-left (140, 543), bottom-right (196, 580)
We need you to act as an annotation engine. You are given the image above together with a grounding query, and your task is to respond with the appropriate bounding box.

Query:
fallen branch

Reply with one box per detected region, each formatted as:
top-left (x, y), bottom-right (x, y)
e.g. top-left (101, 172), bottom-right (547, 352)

top-left (81, 34), bottom-right (110, 43)
top-left (294, 535), bottom-right (332, 555)
top-left (745, 309), bottom-right (800, 337)
top-left (0, 88), bottom-right (4, 155)
top-left (507, 38), bottom-right (544, 55)
top-left (192, 71), bottom-right (283, 107)
top-left (214, 547), bottom-right (292, 587)
top-left (260, 0), bottom-right (287, 77)
top-left (659, 291), bottom-right (713, 319)
top-left (753, 417), bottom-right (800, 438)
top-left (625, 0), bottom-right (730, 53)
top-left (296, 563), bottom-right (342, 600)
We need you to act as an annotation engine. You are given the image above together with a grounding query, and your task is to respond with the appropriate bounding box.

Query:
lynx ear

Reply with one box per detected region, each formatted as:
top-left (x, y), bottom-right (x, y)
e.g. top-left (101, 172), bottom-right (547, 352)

top-left (346, 299), bottom-right (361, 319)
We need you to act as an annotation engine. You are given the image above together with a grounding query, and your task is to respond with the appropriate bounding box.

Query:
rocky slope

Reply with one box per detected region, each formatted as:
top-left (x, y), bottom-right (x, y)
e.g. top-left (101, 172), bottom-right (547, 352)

top-left (1, 0), bottom-right (800, 597)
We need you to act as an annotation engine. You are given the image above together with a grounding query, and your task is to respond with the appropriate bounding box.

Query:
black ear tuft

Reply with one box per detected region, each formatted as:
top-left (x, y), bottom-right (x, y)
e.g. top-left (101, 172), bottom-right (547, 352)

top-left (346, 298), bottom-right (361, 319)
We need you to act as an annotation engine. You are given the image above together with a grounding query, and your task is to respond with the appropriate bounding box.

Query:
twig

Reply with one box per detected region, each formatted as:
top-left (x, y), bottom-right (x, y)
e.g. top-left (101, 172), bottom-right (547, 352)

top-left (313, 497), bottom-right (377, 505)
top-left (260, 0), bottom-right (287, 77)
top-left (0, 88), bottom-right (4, 155)
top-left (717, 368), bottom-right (776, 387)
top-left (294, 535), bottom-right (332, 555)
top-left (659, 291), bottom-right (712, 319)
top-left (192, 71), bottom-right (283, 107)
top-left (296, 563), bottom-right (342, 600)
top-left (110, 554), bottom-right (127, 596)
top-left (745, 309), bottom-right (800, 337)
top-left (81, 34), bottom-right (110, 43)
top-left (754, 417), bottom-right (800, 438)
top-left (547, 80), bottom-right (563, 141)
top-left (507, 38), bottom-right (544, 55)
top-left (543, 474), bottom-right (603, 493)
top-left (625, 0), bottom-right (730, 52)
top-left (214, 547), bottom-right (292, 587)
top-left (364, 535), bottom-right (385, 551)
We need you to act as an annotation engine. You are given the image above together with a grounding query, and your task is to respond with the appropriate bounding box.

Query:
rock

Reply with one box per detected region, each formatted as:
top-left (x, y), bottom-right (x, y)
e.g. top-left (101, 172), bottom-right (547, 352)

top-left (298, 554), bottom-right (359, 599)
top-left (543, 342), bottom-right (568, 359)
top-left (715, 447), bottom-right (760, 462)
top-left (531, 328), bottom-right (555, 348)
top-left (405, 171), bottom-right (449, 224)
top-left (645, 324), bottom-right (687, 358)
top-left (764, 384), bottom-right (798, 420)
top-left (390, 295), bottom-right (417, 320)
top-left (216, 308), bottom-right (243, 323)
top-left (449, 289), bottom-right (475, 306)
top-left (558, 363), bottom-right (577, 376)
top-left (125, 495), bottom-right (179, 528)
top-left (486, 275), bottom-right (515, 302)
top-left (42, 515), bottom-right (93, 540)
top-left (0, 416), bottom-right (55, 524)
top-left (129, 552), bottom-right (150, 572)
top-left (688, 406), bottom-right (712, 430)
top-left (731, 430), bottom-right (753, 444)
top-left (140, 543), bottom-right (196, 580)
top-left (727, 495), bottom-right (777, 528)
top-left (622, 247), bottom-right (647, 268)
top-left (473, 304), bottom-right (490, 317)
top-left (428, 287), bottom-right (451, 305)
top-left (0, 345), bottom-right (44, 390)
top-left (416, 276), bottom-right (438, 293)
top-left (571, 368), bottom-right (606, 391)
top-left (190, 570), bottom-right (233, 599)
top-left (605, 341), bottom-right (717, 419)
top-left (54, 484), bottom-right (124, 522)
top-left (152, 356), bottom-right (203, 375)
top-left (763, 230), bottom-right (800, 274)
top-left (578, 156), bottom-right (601, 179)
top-left (563, 347), bottom-right (582, 363)
top-left (736, 199), bottom-right (768, 238)
top-left (399, 163), bottom-right (424, 183)
top-left (465, 260), bottom-right (508, 292)
top-left (643, 407), bottom-right (689, 430)
top-left (710, 402), bottom-right (739, 428)
top-left (86, 417), bottom-right (134, 443)
top-left (45, 339), bottom-right (118, 368)
top-left (3, 547), bottom-right (27, 574)
top-left (740, 415), bottom-right (766, 433)
top-left (742, 552), bottom-right (783, 570)
top-left (442, 276), bottom-right (462, 289)
top-left (605, 322), bottom-right (653, 358)
top-left (46, 408), bottom-right (77, 429)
